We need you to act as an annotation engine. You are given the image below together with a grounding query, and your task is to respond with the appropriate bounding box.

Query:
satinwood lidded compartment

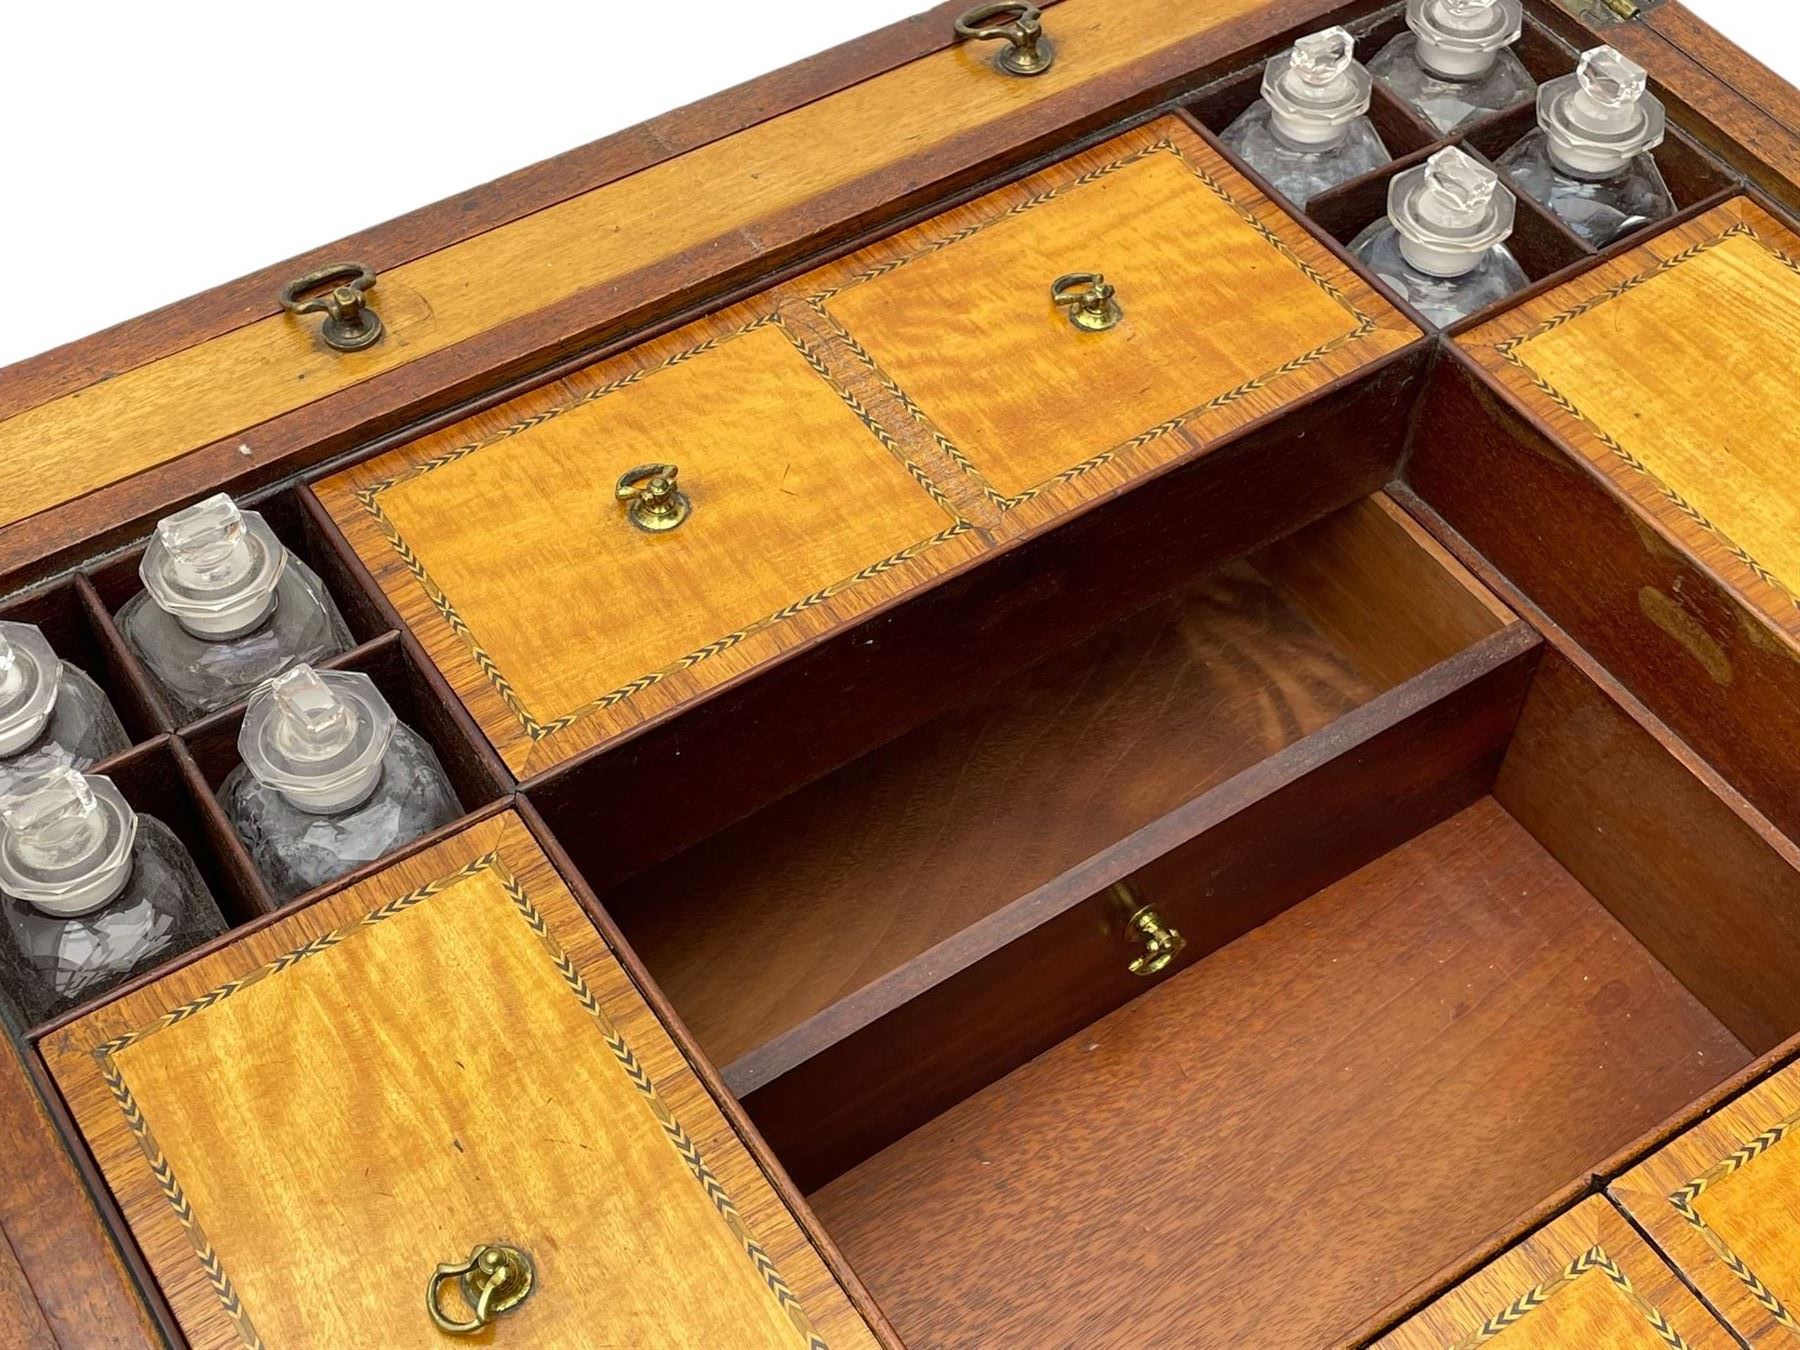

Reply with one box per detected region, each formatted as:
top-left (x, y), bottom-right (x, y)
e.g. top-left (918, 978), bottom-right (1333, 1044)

top-left (315, 116), bottom-right (1416, 777)
top-left (38, 811), bottom-right (875, 1349)
top-left (1613, 1055), bottom-right (1800, 1344)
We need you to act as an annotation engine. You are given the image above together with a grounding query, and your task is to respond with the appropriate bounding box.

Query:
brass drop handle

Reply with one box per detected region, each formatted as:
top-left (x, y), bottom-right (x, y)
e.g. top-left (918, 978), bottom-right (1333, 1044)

top-left (1109, 883), bottom-right (1186, 977)
top-left (426, 1243), bottom-right (535, 1335)
top-left (616, 463), bottom-right (692, 533)
top-left (280, 262), bottom-right (384, 352)
top-left (955, 2), bottom-right (1055, 77)
top-left (1051, 272), bottom-right (1123, 332)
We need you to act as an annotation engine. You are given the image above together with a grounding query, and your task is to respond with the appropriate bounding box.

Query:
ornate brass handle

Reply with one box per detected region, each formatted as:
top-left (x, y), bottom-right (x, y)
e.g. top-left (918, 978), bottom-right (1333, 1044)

top-left (955, 3), bottom-right (1055, 76)
top-left (1108, 883), bottom-right (1186, 977)
top-left (616, 463), bottom-right (692, 533)
top-left (426, 1243), bottom-right (535, 1335)
top-left (280, 261), bottom-right (384, 352)
top-left (1051, 272), bottom-right (1123, 332)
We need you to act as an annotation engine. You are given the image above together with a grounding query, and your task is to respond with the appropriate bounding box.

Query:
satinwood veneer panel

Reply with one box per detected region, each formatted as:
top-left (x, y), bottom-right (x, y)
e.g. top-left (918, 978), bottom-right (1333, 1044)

top-left (810, 799), bottom-right (1749, 1349)
top-left (1614, 1056), bottom-right (1800, 1345)
top-left (317, 116), bottom-right (1414, 776)
top-left (1372, 1195), bottom-right (1737, 1349)
top-left (41, 812), bottom-right (873, 1349)
top-left (1460, 197), bottom-right (1800, 647)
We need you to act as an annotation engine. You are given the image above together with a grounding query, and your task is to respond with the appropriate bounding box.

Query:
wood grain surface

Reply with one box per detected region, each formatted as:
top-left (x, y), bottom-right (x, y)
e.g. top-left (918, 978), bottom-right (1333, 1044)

top-left (316, 116), bottom-right (1413, 776)
top-left (1459, 197), bottom-right (1800, 650)
top-left (1498, 652), bottom-right (1800, 1055)
top-left (41, 812), bottom-right (873, 1350)
top-left (809, 798), bottom-right (1749, 1350)
top-left (607, 493), bottom-right (1500, 1068)
top-left (0, 0), bottom-right (1372, 543)
top-left (1371, 1194), bottom-right (1737, 1349)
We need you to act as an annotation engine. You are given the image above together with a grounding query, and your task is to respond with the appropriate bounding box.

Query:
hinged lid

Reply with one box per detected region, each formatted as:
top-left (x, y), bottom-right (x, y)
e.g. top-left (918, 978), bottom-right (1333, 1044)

top-left (42, 811), bottom-right (876, 1349)
top-left (317, 118), bottom-right (1414, 777)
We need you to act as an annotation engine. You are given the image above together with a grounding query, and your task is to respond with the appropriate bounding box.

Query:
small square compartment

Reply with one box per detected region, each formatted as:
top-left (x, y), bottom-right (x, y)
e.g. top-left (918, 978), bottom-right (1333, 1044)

top-left (0, 575), bottom-right (168, 751)
top-left (11, 737), bottom-right (270, 1036)
top-left (182, 633), bottom-right (506, 910)
top-left (85, 484), bottom-right (393, 730)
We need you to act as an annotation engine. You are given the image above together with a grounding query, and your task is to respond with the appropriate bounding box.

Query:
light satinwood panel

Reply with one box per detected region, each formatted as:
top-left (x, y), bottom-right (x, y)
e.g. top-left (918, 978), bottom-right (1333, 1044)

top-left (41, 812), bottom-right (874, 1350)
top-left (317, 117), bottom-right (1415, 776)
top-left (821, 140), bottom-right (1372, 502)
top-left (0, 0), bottom-right (1330, 533)
top-left (1460, 198), bottom-right (1800, 647)
top-left (1614, 1057), bottom-right (1800, 1344)
top-left (1372, 1195), bottom-right (1736, 1349)
top-left (810, 800), bottom-right (1747, 1349)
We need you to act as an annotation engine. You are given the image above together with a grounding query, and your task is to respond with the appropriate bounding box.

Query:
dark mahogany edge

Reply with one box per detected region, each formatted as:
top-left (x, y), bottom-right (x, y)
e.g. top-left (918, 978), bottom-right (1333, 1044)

top-left (723, 620), bottom-right (1540, 1098)
top-left (1352, 483), bottom-right (1800, 1345)
top-left (0, 0), bottom-right (1402, 591)
top-left (0, 0), bottom-right (1070, 425)
top-left (512, 799), bottom-right (903, 1347)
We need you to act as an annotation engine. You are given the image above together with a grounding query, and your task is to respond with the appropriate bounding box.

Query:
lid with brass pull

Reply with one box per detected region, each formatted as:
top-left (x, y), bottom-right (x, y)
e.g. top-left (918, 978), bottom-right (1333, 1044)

top-left (616, 463), bottom-right (692, 533)
top-left (428, 1243), bottom-right (536, 1335)
top-left (1110, 882), bottom-right (1186, 976)
top-left (41, 813), bottom-right (880, 1348)
top-left (279, 261), bottom-right (385, 352)
top-left (1051, 272), bottom-right (1123, 332)
top-left (955, 2), bottom-right (1055, 76)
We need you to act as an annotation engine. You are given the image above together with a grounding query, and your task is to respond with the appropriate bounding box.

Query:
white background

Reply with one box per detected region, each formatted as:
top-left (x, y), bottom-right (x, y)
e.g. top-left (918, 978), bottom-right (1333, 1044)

top-left (0, 0), bottom-right (1789, 369)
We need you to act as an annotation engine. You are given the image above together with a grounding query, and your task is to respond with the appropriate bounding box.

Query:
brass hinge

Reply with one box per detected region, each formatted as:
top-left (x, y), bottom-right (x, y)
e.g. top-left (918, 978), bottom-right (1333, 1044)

top-left (1551, 0), bottom-right (1668, 24)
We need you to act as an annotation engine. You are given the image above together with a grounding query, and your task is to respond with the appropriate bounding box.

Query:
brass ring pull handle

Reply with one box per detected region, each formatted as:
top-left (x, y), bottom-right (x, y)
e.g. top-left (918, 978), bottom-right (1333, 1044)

top-left (616, 463), bottom-right (692, 533)
top-left (1108, 883), bottom-right (1186, 977)
top-left (955, 3), bottom-right (1055, 76)
top-left (279, 262), bottom-right (384, 352)
top-left (1051, 272), bottom-right (1123, 332)
top-left (427, 1243), bottom-right (535, 1335)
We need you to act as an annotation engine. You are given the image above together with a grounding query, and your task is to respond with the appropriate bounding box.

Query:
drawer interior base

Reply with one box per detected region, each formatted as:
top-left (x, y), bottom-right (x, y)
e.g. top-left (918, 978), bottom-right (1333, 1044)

top-left (808, 797), bottom-right (1750, 1350)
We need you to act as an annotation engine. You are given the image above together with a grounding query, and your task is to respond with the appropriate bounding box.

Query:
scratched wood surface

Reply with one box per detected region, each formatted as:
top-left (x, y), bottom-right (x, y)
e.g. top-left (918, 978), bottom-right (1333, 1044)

top-left (810, 799), bottom-right (1747, 1349)
top-left (1459, 197), bottom-right (1800, 653)
top-left (316, 115), bottom-right (1414, 776)
top-left (1613, 1056), bottom-right (1800, 1346)
top-left (0, 0), bottom-right (1363, 539)
top-left (40, 812), bottom-right (874, 1350)
top-left (1371, 1195), bottom-right (1737, 1349)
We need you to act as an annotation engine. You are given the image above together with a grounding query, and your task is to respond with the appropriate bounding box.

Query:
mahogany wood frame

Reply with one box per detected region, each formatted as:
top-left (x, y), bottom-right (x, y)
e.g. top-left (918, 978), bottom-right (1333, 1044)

top-left (4, 3), bottom-right (1800, 1347)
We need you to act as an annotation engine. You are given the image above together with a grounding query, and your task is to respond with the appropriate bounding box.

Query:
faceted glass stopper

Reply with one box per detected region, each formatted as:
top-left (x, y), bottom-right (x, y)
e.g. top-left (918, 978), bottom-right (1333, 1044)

top-left (1573, 46), bottom-right (1648, 128)
top-left (270, 666), bottom-right (359, 761)
top-left (1388, 146), bottom-right (1516, 274)
top-left (1291, 27), bottom-right (1354, 85)
top-left (1538, 45), bottom-right (1665, 171)
top-left (1419, 147), bottom-right (1498, 226)
top-left (239, 665), bottom-right (395, 811)
top-left (0, 768), bottom-right (137, 914)
top-left (1263, 25), bottom-right (1372, 129)
top-left (157, 494), bottom-right (257, 593)
top-left (0, 622), bottom-right (61, 755)
top-left (139, 493), bottom-right (290, 636)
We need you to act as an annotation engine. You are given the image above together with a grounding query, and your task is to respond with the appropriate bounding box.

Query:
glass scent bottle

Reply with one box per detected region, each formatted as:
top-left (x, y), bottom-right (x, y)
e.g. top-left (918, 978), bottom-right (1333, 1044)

top-left (1350, 147), bottom-right (1530, 328)
top-left (0, 769), bottom-right (224, 1022)
top-left (1496, 45), bottom-right (1676, 248)
top-left (220, 665), bottom-right (461, 902)
top-left (117, 494), bottom-right (353, 724)
top-left (0, 622), bottom-right (130, 796)
top-left (1220, 27), bottom-right (1392, 209)
top-left (1369, 0), bottom-right (1536, 135)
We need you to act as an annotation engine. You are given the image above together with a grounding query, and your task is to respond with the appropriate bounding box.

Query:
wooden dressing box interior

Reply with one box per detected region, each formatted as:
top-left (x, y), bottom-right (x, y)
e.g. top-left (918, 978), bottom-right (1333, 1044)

top-left (7, 1), bottom-right (1800, 1346)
